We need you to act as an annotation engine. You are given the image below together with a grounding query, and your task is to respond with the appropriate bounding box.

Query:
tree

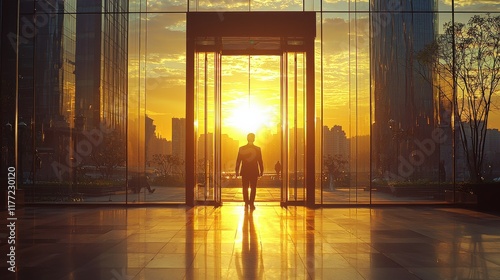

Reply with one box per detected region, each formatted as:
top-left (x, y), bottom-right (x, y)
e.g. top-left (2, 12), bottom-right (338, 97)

top-left (324, 154), bottom-right (349, 189)
top-left (90, 130), bottom-right (126, 179)
top-left (416, 14), bottom-right (500, 183)
top-left (151, 154), bottom-right (183, 179)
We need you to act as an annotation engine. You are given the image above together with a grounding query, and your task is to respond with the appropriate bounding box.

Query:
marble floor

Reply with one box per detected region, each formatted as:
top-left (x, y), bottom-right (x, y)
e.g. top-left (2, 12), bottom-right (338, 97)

top-left (1, 205), bottom-right (500, 279)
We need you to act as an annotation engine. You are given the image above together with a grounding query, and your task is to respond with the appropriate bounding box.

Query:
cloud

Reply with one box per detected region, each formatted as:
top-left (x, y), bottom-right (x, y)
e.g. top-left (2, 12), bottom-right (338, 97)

top-left (444, 0), bottom-right (500, 9)
top-left (322, 15), bottom-right (370, 53)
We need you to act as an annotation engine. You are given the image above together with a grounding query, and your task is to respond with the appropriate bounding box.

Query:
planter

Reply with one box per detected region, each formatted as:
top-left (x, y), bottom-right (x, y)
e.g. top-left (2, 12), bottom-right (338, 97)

top-left (389, 183), bottom-right (448, 199)
top-left (474, 183), bottom-right (500, 212)
top-left (444, 190), bottom-right (477, 204)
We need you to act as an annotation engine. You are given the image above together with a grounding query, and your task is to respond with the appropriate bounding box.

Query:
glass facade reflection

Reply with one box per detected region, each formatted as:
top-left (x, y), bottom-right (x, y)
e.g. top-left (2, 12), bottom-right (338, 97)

top-left (1, 0), bottom-right (499, 205)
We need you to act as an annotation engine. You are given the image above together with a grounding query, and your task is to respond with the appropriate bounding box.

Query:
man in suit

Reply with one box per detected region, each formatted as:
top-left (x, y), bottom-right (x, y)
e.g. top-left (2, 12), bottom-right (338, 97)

top-left (235, 133), bottom-right (264, 210)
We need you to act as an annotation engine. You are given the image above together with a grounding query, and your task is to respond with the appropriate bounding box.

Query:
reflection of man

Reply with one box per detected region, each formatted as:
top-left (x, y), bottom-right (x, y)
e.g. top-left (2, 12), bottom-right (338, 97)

top-left (235, 133), bottom-right (264, 210)
top-left (239, 211), bottom-right (260, 278)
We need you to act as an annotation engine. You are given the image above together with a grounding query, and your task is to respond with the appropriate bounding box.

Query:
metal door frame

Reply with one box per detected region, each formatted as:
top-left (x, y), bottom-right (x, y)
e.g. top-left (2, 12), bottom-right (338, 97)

top-left (186, 12), bottom-right (316, 207)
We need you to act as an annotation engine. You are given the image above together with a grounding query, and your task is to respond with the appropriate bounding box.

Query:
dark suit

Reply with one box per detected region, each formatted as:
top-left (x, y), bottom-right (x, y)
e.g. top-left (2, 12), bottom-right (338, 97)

top-left (235, 144), bottom-right (264, 206)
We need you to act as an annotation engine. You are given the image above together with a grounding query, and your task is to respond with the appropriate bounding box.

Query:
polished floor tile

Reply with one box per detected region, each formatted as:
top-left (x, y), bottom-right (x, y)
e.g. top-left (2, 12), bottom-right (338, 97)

top-left (1, 206), bottom-right (500, 279)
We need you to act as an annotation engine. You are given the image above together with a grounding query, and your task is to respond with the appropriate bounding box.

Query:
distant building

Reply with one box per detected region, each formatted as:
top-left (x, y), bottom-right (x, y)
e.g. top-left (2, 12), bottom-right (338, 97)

top-left (486, 129), bottom-right (500, 155)
top-left (146, 116), bottom-right (171, 163)
top-left (460, 124), bottom-right (500, 180)
top-left (221, 134), bottom-right (239, 173)
top-left (323, 125), bottom-right (349, 159)
top-left (172, 118), bottom-right (186, 164)
top-left (485, 128), bottom-right (500, 180)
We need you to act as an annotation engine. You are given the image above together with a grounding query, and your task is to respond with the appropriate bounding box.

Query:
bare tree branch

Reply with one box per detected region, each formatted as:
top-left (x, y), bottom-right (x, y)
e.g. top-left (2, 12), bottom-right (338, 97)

top-left (416, 14), bottom-right (500, 183)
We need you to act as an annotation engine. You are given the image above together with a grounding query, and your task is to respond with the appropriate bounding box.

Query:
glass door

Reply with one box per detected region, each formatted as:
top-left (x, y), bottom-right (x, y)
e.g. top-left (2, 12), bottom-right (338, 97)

top-left (195, 51), bottom-right (307, 206)
top-left (281, 52), bottom-right (307, 205)
top-left (221, 55), bottom-right (282, 204)
top-left (194, 51), bottom-right (222, 205)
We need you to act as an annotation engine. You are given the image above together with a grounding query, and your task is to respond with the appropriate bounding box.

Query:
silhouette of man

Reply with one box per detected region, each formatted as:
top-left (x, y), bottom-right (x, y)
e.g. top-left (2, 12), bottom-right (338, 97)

top-left (235, 133), bottom-right (264, 210)
top-left (274, 161), bottom-right (281, 179)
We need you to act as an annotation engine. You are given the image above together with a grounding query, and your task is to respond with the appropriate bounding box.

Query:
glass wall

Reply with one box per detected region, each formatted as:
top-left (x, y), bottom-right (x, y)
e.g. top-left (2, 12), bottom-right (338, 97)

top-left (3, 0), bottom-right (499, 205)
top-left (320, 11), bottom-right (370, 204)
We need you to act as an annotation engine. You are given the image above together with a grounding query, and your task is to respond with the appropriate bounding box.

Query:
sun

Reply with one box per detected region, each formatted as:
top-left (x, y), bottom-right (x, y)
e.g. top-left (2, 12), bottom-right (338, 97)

top-left (225, 98), bottom-right (277, 139)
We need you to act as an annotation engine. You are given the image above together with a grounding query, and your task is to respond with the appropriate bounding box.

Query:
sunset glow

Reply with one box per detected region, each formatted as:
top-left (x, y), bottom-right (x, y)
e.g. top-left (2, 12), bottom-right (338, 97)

top-left (225, 98), bottom-right (278, 138)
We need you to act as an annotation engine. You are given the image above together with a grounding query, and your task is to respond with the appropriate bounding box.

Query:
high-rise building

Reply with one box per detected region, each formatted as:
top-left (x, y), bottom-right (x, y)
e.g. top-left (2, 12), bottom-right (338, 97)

top-left (13, 0), bottom-right (128, 181)
top-left (0, 0), bottom-right (19, 172)
top-left (371, 0), bottom-right (437, 180)
top-left (75, 0), bottom-right (128, 132)
top-left (324, 125), bottom-right (349, 159)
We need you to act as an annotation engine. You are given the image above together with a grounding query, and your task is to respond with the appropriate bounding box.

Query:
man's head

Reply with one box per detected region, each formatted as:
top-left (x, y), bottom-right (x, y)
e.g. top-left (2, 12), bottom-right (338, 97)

top-left (247, 133), bottom-right (255, 144)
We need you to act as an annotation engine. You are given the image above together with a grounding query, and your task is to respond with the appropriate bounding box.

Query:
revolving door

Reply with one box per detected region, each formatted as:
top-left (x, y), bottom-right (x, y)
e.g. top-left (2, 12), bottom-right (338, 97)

top-left (186, 12), bottom-right (316, 206)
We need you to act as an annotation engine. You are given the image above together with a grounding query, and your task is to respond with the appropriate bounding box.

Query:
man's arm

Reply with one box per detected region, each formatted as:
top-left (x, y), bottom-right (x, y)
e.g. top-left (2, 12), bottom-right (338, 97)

top-left (235, 148), bottom-right (241, 177)
top-left (258, 147), bottom-right (264, 177)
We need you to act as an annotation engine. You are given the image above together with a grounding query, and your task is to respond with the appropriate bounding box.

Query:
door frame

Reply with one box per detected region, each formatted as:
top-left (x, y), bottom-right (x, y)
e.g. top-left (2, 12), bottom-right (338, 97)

top-left (186, 12), bottom-right (316, 207)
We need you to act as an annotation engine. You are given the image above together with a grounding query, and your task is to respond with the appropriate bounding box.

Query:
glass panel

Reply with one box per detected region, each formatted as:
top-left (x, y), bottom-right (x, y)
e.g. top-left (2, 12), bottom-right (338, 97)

top-left (321, 13), bottom-right (351, 204)
top-left (1, 0), bottom-right (19, 198)
top-left (449, 13), bottom-right (500, 189)
top-left (14, 1), bottom-right (499, 207)
top-left (129, 0), bottom-right (146, 13)
top-left (322, 0), bottom-right (349, 11)
top-left (251, 0), bottom-right (302, 11)
top-left (322, 0), bottom-right (368, 12)
top-left (18, 9), bottom-right (36, 197)
top-left (80, 6), bottom-right (128, 202)
top-left (22, 4), bottom-right (128, 203)
top-left (195, 52), bottom-right (217, 202)
top-left (127, 11), bottom-right (146, 204)
top-left (484, 13), bottom-right (500, 185)
top-left (430, 13), bottom-right (454, 201)
top-left (189, 0), bottom-right (249, 11)
top-left (370, 0), bottom-right (436, 12)
top-left (454, 1), bottom-right (500, 12)
top-left (305, 0), bottom-right (322, 11)
top-left (143, 13), bottom-right (186, 203)
top-left (189, 0), bottom-right (304, 11)
top-left (221, 56), bottom-right (248, 204)
top-left (286, 52), bottom-right (306, 202)
top-left (354, 0), bottom-right (369, 11)
top-left (349, 12), bottom-right (370, 204)
top-left (20, 0), bottom-right (35, 14)
top-left (147, 0), bottom-right (187, 12)
top-left (438, 0), bottom-right (452, 12)
top-left (281, 53), bottom-right (288, 203)
top-left (315, 13), bottom-right (323, 204)
top-left (371, 12), bottom-right (443, 203)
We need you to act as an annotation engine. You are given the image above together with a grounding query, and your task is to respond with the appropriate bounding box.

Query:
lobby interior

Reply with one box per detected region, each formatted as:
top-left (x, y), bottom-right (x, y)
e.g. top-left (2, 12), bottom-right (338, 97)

top-left (2, 1), bottom-right (500, 279)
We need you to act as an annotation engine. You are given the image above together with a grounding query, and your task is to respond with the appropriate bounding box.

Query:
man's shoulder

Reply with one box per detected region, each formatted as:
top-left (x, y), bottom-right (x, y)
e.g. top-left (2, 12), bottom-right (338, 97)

top-left (239, 144), bottom-right (261, 151)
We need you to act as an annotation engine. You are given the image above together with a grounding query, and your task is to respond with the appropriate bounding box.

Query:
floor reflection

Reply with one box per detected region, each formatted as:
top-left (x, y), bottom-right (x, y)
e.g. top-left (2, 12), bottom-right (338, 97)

top-left (235, 211), bottom-right (263, 279)
top-left (3, 206), bottom-right (500, 279)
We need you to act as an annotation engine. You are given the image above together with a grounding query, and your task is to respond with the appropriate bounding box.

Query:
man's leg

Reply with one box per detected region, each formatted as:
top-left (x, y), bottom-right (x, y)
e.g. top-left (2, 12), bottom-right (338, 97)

top-left (242, 176), bottom-right (250, 206)
top-left (249, 176), bottom-right (258, 209)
